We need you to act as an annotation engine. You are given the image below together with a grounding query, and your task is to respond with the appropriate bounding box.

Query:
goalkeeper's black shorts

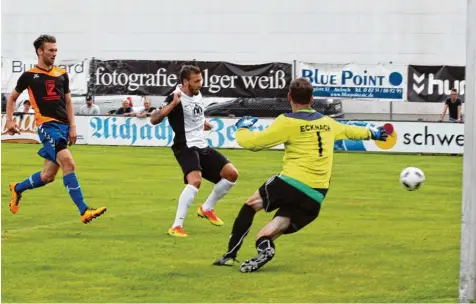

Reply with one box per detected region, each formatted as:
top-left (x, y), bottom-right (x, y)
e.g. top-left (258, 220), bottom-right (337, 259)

top-left (258, 175), bottom-right (328, 234)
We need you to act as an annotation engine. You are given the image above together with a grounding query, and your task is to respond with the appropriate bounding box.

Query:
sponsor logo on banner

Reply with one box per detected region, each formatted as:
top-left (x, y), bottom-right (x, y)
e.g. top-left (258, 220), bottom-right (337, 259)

top-left (2, 114), bottom-right (463, 154)
top-left (90, 59), bottom-right (291, 98)
top-left (1, 114), bottom-right (39, 143)
top-left (1, 115), bottom-right (88, 144)
top-left (88, 116), bottom-right (175, 146)
top-left (1, 58), bottom-right (88, 94)
top-left (336, 121), bottom-right (464, 154)
top-left (297, 63), bottom-right (406, 100)
top-left (86, 116), bottom-right (275, 148)
top-left (407, 65), bottom-right (465, 102)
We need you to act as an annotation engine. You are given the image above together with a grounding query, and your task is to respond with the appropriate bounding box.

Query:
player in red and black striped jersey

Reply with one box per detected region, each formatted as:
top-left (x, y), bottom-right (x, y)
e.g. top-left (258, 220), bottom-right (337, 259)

top-left (5, 34), bottom-right (106, 224)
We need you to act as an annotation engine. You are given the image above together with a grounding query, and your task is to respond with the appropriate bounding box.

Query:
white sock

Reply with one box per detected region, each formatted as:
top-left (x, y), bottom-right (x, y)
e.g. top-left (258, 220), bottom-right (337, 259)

top-left (202, 178), bottom-right (236, 211)
top-left (172, 184), bottom-right (199, 227)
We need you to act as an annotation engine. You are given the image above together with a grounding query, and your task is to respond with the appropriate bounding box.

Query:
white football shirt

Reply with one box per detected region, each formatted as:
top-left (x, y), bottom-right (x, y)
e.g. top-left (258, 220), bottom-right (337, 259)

top-left (163, 85), bottom-right (207, 149)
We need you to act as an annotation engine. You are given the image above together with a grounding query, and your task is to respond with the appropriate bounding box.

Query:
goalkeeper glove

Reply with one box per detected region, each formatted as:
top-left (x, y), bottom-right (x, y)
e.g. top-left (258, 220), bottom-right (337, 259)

top-left (369, 126), bottom-right (388, 141)
top-left (235, 116), bottom-right (258, 129)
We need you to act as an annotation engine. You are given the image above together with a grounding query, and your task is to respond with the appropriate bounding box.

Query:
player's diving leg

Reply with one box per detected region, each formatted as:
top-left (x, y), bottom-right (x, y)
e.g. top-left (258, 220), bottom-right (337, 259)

top-left (168, 170), bottom-right (201, 237)
top-left (56, 149), bottom-right (107, 223)
top-left (198, 163), bottom-right (238, 226)
top-left (213, 190), bottom-right (262, 266)
top-left (239, 216), bottom-right (291, 273)
top-left (9, 159), bottom-right (59, 214)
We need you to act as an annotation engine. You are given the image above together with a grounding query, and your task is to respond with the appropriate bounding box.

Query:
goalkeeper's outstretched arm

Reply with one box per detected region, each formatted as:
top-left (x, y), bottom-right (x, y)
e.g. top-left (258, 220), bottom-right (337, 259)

top-left (334, 121), bottom-right (372, 141)
top-left (236, 115), bottom-right (290, 151)
top-left (333, 120), bottom-right (387, 142)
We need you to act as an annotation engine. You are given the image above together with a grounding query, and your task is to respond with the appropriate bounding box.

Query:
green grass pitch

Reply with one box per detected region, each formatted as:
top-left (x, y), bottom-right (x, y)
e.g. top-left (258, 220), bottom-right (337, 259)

top-left (1, 143), bottom-right (462, 302)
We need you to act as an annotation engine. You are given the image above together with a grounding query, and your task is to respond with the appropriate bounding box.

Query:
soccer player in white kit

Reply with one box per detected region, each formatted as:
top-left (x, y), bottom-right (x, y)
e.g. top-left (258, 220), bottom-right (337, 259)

top-left (151, 65), bottom-right (239, 237)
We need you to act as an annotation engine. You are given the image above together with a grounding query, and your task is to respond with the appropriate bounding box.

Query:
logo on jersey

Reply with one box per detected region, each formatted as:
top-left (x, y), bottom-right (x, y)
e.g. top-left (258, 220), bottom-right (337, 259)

top-left (193, 104), bottom-right (203, 116)
top-left (44, 80), bottom-right (61, 101)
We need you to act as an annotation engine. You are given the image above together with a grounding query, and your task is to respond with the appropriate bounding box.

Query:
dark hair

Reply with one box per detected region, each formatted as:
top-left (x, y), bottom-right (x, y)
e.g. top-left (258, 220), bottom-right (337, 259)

top-left (289, 78), bottom-right (314, 105)
top-left (179, 65), bottom-right (201, 83)
top-left (33, 35), bottom-right (56, 55)
top-left (23, 100), bottom-right (31, 106)
top-left (451, 88), bottom-right (458, 93)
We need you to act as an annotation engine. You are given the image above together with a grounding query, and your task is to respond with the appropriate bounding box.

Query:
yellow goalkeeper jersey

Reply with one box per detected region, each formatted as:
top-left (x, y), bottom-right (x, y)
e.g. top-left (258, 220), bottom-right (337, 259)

top-left (236, 109), bottom-right (372, 192)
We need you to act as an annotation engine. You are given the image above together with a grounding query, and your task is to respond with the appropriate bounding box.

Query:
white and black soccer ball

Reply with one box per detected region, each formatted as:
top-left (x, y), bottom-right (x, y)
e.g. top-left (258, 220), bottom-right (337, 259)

top-left (400, 167), bottom-right (425, 191)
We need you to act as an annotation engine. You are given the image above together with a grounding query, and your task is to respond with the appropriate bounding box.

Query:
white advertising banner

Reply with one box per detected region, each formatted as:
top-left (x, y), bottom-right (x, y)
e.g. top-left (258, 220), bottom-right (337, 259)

top-left (86, 116), bottom-right (284, 149)
top-left (336, 120), bottom-right (464, 154)
top-left (1, 58), bottom-right (89, 94)
top-left (87, 116), bottom-right (175, 147)
top-left (1, 115), bottom-right (464, 154)
top-left (74, 116), bottom-right (469, 154)
top-left (1, 114), bottom-right (88, 145)
top-left (296, 62), bottom-right (407, 100)
top-left (1, 114), bottom-right (40, 144)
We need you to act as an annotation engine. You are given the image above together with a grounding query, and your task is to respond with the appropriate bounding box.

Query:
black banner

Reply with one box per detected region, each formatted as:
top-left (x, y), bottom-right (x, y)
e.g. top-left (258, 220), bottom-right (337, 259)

top-left (407, 65), bottom-right (465, 102)
top-left (89, 59), bottom-right (291, 98)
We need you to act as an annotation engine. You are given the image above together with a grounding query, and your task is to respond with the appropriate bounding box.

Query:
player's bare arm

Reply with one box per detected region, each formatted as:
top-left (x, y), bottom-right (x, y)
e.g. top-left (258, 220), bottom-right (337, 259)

top-left (150, 91), bottom-right (181, 125)
top-left (65, 93), bottom-right (77, 145)
top-left (204, 120), bottom-right (212, 131)
top-left (5, 90), bottom-right (22, 135)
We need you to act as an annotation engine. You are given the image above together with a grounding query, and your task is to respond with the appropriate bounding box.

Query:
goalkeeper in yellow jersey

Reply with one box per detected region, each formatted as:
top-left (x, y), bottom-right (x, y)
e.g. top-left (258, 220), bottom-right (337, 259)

top-left (212, 78), bottom-right (388, 273)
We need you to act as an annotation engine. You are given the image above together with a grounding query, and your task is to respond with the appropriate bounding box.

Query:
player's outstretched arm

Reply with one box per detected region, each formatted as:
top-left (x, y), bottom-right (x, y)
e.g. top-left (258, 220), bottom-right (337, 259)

top-left (235, 115), bottom-right (290, 151)
top-left (334, 122), bottom-right (371, 141)
top-left (150, 91), bottom-right (180, 125)
top-left (334, 121), bottom-right (387, 141)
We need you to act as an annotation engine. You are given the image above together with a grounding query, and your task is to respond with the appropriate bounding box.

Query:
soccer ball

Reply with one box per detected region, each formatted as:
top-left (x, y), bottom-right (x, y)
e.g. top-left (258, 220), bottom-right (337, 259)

top-left (400, 167), bottom-right (425, 191)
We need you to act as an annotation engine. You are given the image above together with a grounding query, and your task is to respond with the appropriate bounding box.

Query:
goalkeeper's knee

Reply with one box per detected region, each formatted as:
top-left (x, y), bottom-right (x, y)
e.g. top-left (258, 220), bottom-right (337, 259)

top-left (256, 236), bottom-right (275, 259)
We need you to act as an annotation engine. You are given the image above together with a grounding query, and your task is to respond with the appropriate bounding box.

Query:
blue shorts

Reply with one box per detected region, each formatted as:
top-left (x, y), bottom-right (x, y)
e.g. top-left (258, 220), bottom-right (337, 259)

top-left (37, 122), bottom-right (70, 164)
top-left (449, 117), bottom-right (464, 122)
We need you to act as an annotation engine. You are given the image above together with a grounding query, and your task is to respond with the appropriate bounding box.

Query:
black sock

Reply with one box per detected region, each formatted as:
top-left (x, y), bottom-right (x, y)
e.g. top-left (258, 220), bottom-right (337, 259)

top-left (225, 204), bottom-right (256, 258)
top-left (256, 236), bottom-right (275, 255)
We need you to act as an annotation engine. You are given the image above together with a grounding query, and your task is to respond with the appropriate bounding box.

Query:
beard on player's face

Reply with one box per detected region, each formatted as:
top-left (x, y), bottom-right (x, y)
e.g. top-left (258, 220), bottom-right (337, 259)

top-left (39, 53), bottom-right (53, 66)
top-left (188, 83), bottom-right (201, 95)
top-left (40, 54), bottom-right (54, 66)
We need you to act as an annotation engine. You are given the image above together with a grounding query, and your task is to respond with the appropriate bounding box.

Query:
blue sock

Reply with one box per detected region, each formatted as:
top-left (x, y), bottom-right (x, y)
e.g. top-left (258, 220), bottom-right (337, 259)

top-left (14, 172), bottom-right (46, 193)
top-left (63, 173), bottom-right (88, 214)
